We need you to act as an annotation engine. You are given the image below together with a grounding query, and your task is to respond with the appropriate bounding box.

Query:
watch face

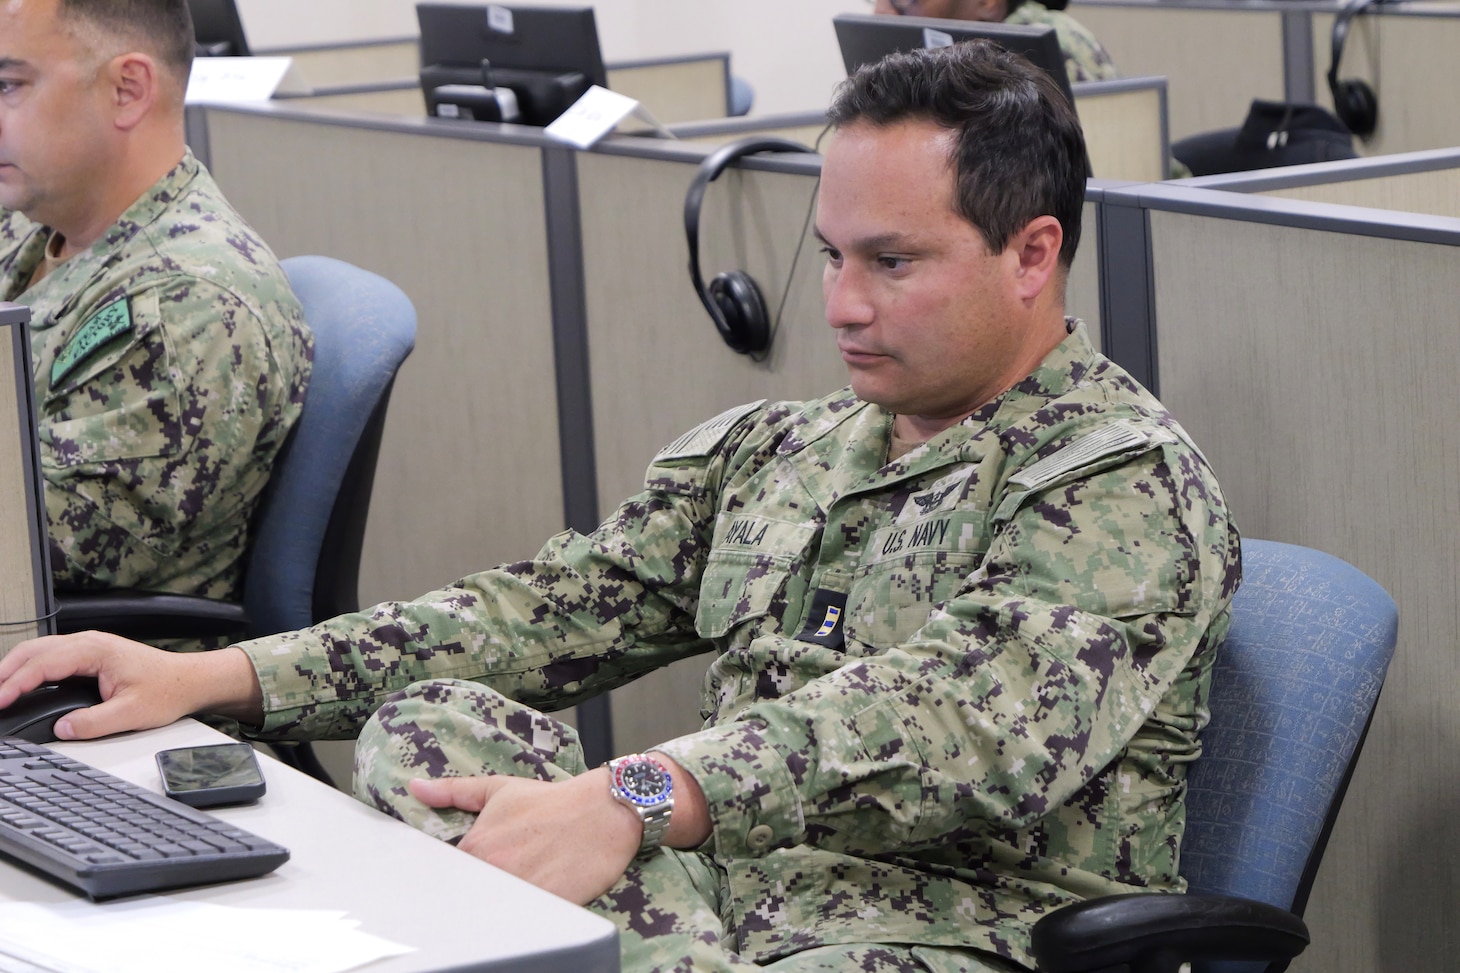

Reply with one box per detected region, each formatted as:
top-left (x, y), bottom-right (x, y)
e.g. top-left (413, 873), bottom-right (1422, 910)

top-left (614, 757), bottom-right (672, 807)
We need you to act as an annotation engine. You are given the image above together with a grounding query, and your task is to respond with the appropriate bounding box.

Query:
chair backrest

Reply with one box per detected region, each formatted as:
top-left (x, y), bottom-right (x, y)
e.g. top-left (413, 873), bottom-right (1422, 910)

top-left (241, 256), bottom-right (416, 638)
top-left (1181, 539), bottom-right (1397, 973)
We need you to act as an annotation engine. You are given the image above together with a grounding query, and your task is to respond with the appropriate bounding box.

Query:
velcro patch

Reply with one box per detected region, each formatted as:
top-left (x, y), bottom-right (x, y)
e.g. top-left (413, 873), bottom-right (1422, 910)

top-left (51, 299), bottom-right (133, 386)
top-left (796, 589), bottom-right (848, 649)
top-left (654, 399), bottom-right (766, 463)
top-left (1009, 421), bottom-right (1152, 492)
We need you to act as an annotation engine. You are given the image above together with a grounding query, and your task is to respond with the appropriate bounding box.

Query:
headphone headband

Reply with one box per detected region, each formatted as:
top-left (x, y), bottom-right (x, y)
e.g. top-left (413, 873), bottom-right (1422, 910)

top-left (683, 136), bottom-right (816, 355)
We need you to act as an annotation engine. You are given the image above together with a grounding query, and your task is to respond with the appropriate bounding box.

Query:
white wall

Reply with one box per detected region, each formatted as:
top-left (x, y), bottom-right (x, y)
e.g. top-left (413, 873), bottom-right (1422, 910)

top-left (238, 0), bottom-right (867, 115)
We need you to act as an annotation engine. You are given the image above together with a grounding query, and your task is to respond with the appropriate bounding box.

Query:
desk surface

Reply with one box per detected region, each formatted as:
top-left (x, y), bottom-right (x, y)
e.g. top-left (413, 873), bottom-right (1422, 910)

top-left (0, 721), bottom-right (618, 973)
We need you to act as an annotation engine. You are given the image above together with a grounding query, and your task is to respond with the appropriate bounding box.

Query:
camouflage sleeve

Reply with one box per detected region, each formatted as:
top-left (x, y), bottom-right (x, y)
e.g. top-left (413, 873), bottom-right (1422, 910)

top-left (1005, 4), bottom-right (1120, 83)
top-left (1057, 15), bottom-right (1120, 84)
top-left (42, 275), bottom-right (306, 597)
top-left (652, 441), bottom-right (1239, 861)
top-left (241, 403), bottom-right (794, 740)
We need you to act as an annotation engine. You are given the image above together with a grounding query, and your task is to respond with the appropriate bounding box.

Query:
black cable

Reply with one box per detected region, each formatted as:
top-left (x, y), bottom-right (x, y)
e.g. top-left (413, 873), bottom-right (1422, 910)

top-left (0, 608), bottom-right (60, 628)
top-left (763, 122), bottom-right (834, 359)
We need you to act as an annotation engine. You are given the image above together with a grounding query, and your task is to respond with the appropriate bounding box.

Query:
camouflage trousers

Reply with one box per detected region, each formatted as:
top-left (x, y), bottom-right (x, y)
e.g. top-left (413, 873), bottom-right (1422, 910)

top-left (352, 678), bottom-right (1023, 973)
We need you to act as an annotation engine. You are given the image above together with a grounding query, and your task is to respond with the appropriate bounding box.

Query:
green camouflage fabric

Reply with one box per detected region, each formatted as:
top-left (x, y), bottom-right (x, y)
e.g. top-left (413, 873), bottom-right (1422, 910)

top-left (1006, 1), bottom-right (1119, 84)
top-left (353, 679), bottom-right (1024, 972)
top-left (0, 151), bottom-right (313, 600)
top-left (240, 322), bottom-right (1240, 969)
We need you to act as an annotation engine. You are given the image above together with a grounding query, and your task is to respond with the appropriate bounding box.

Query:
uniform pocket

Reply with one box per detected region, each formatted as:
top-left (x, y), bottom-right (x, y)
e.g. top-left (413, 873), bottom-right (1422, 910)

top-left (695, 512), bottom-right (819, 639)
top-left (844, 509), bottom-right (988, 651)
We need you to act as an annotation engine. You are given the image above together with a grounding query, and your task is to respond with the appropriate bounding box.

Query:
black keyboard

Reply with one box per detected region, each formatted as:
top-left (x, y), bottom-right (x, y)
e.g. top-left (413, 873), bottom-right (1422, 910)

top-left (0, 738), bottom-right (289, 899)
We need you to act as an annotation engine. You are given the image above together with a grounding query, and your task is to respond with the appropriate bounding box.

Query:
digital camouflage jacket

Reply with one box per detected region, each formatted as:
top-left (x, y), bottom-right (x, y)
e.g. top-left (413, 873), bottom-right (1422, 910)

top-left (242, 323), bottom-right (1240, 966)
top-left (0, 151), bottom-right (312, 599)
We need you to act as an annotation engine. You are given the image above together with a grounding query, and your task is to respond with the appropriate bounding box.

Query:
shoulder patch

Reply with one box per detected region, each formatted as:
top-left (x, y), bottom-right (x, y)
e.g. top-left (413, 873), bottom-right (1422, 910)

top-left (51, 299), bottom-right (133, 386)
top-left (653, 399), bottom-right (766, 463)
top-left (1009, 420), bottom-right (1153, 492)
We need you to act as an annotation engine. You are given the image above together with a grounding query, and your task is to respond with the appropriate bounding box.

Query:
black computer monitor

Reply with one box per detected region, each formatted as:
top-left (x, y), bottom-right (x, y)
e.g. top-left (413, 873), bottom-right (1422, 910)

top-left (188, 0), bottom-right (250, 57)
top-left (832, 13), bottom-right (1075, 112)
top-left (416, 4), bottom-right (608, 127)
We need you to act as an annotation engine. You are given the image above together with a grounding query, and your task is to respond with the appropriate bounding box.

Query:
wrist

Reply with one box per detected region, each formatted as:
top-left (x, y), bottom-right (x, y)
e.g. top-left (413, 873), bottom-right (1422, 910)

top-left (646, 752), bottom-right (711, 849)
top-left (195, 647), bottom-right (265, 725)
top-left (607, 753), bottom-right (675, 856)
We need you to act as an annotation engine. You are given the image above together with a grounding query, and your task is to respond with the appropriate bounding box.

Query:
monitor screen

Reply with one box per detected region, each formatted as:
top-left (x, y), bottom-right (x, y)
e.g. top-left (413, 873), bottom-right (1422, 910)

top-left (188, 0), bottom-right (250, 57)
top-left (832, 13), bottom-right (1075, 112)
top-left (416, 4), bottom-right (607, 127)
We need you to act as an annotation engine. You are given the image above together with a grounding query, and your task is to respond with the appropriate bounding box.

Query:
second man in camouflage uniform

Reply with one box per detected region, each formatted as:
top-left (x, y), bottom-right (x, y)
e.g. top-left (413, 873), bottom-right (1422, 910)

top-left (0, 0), bottom-right (312, 600)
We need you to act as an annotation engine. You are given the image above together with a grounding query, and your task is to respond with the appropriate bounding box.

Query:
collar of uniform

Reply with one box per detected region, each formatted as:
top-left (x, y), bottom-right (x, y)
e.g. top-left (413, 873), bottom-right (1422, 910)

top-left (17, 151), bottom-right (203, 330)
top-left (978, 319), bottom-right (1098, 431)
top-left (91, 149), bottom-right (203, 255)
top-left (775, 388), bottom-right (872, 456)
top-left (765, 321), bottom-right (1097, 501)
top-left (0, 211), bottom-right (48, 303)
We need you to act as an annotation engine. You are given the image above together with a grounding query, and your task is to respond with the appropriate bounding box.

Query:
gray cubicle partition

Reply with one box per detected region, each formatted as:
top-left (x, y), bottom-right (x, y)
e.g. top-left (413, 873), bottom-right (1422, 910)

top-left (1076, 0), bottom-right (1298, 140)
top-left (257, 36), bottom-right (421, 90)
top-left (0, 305), bottom-right (53, 657)
top-left (1187, 144), bottom-right (1460, 219)
top-left (256, 35), bottom-right (736, 126)
top-left (1097, 178), bottom-right (1459, 973)
top-left (667, 76), bottom-right (1171, 184)
top-left (1077, 0), bottom-right (1460, 157)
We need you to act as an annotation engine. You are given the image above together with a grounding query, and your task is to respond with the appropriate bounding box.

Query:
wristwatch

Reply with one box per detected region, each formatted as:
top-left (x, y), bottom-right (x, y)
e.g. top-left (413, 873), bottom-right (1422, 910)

top-left (607, 753), bottom-right (674, 857)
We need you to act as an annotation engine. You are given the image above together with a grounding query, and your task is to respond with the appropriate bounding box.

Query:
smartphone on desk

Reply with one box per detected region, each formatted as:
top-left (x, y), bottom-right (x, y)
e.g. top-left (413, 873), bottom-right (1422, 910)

top-left (155, 742), bottom-right (267, 808)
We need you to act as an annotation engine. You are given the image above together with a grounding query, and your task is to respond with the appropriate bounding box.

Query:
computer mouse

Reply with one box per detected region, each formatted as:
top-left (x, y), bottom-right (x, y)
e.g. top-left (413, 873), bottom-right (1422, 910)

top-left (0, 678), bottom-right (104, 744)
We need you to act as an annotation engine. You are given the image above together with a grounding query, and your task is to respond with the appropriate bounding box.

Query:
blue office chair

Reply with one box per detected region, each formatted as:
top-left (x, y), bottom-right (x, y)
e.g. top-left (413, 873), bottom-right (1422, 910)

top-left (55, 257), bottom-right (417, 781)
top-left (1030, 539), bottom-right (1398, 973)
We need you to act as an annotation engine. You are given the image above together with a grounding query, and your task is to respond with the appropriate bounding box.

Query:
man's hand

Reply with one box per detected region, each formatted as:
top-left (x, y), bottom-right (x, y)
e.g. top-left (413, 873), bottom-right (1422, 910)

top-left (408, 768), bottom-right (642, 905)
top-left (0, 632), bottom-right (264, 739)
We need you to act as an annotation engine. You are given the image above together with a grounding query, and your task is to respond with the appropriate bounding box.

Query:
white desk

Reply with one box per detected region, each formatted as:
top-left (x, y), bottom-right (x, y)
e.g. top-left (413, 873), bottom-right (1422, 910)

top-left (0, 720), bottom-right (619, 973)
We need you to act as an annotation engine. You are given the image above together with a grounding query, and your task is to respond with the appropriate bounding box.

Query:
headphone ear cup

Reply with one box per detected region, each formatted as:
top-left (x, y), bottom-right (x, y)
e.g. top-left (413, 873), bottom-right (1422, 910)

top-left (708, 270), bottom-right (771, 355)
top-left (1333, 77), bottom-right (1378, 138)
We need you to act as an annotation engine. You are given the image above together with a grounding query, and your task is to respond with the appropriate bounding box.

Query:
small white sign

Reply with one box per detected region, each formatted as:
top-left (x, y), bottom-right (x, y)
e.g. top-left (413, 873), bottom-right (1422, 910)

top-left (922, 28), bottom-right (955, 48)
top-left (185, 57), bottom-right (310, 104)
top-left (486, 4), bottom-right (514, 34)
top-left (544, 85), bottom-right (645, 149)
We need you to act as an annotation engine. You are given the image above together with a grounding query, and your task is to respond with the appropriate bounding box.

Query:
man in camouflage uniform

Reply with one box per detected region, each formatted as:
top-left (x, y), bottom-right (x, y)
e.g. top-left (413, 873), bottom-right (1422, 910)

top-left (873, 0), bottom-right (1119, 84)
top-left (0, 0), bottom-right (312, 600)
top-left (0, 43), bottom-right (1239, 973)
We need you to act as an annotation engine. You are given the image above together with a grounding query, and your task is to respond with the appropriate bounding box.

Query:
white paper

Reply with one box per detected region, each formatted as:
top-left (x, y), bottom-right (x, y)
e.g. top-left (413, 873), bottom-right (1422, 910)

top-left (486, 4), bottom-right (514, 34)
top-left (544, 85), bottom-right (643, 149)
top-left (0, 901), bottom-right (412, 973)
top-left (185, 57), bottom-right (310, 104)
top-left (922, 28), bottom-right (955, 48)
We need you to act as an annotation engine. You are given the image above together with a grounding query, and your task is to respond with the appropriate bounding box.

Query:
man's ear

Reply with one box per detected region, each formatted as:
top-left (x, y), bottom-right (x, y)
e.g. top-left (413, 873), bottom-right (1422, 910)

top-left (108, 53), bottom-right (160, 131)
top-left (1009, 215), bottom-right (1064, 303)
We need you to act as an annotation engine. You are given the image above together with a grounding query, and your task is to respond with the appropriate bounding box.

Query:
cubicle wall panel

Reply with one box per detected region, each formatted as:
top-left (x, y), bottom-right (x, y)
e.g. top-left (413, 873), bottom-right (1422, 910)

top-left (606, 57), bottom-right (730, 125)
top-left (1259, 166), bottom-right (1460, 220)
top-left (282, 86), bottom-right (427, 117)
top-left (271, 38), bottom-right (421, 90)
top-left (202, 110), bottom-right (564, 610)
top-left (1311, 12), bottom-right (1460, 158)
top-left (1069, 200), bottom-right (1102, 347)
top-left (1149, 210), bottom-right (1460, 973)
top-left (1076, 5), bottom-right (1286, 141)
top-left (576, 150), bottom-right (840, 752)
top-left (1076, 86), bottom-right (1166, 184)
top-left (0, 328), bottom-right (42, 656)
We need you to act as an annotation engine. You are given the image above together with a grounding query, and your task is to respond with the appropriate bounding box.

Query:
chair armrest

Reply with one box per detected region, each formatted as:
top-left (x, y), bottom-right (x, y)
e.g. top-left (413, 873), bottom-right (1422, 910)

top-left (55, 590), bottom-right (249, 642)
top-left (1029, 892), bottom-right (1310, 973)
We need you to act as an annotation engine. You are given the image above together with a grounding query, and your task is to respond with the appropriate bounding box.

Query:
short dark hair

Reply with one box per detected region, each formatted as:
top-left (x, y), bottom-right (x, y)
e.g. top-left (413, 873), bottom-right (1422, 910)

top-left (826, 40), bottom-right (1088, 268)
top-left (59, 0), bottom-right (196, 81)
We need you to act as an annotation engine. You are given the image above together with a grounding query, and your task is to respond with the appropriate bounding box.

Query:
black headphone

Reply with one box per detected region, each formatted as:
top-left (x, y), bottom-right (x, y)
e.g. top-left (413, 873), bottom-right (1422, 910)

top-left (1328, 0), bottom-right (1383, 139)
top-left (684, 136), bottom-right (816, 357)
